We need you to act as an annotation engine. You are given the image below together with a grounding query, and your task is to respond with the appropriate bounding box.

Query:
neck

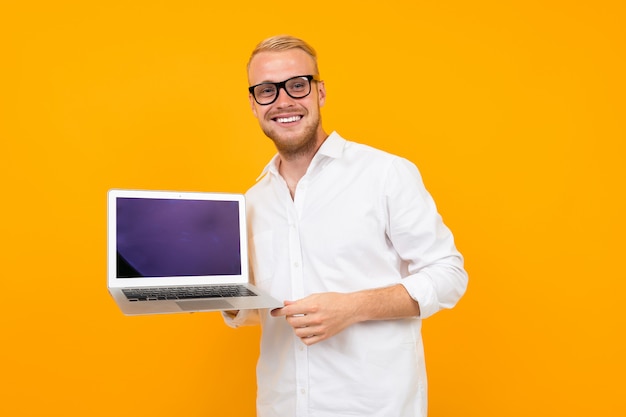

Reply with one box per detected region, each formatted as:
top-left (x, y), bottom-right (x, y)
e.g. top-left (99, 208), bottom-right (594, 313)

top-left (278, 132), bottom-right (328, 198)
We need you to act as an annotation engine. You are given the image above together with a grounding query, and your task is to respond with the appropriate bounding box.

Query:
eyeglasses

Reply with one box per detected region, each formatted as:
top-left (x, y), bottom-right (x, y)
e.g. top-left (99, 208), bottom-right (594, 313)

top-left (249, 75), bottom-right (319, 105)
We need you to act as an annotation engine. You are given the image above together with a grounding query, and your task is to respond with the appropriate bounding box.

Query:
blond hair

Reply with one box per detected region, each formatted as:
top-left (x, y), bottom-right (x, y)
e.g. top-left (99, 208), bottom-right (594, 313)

top-left (247, 35), bottom-right (319, 75)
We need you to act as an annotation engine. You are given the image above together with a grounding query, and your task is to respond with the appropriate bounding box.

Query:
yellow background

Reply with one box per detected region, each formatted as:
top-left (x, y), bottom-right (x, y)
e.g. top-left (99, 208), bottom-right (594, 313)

top-left (2, 1), bottom-right (624, 416)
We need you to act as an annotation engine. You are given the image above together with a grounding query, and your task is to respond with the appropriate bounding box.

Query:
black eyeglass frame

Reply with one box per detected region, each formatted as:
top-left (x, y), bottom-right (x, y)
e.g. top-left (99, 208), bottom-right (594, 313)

top-left (248, 75), bottom-right (319, 105)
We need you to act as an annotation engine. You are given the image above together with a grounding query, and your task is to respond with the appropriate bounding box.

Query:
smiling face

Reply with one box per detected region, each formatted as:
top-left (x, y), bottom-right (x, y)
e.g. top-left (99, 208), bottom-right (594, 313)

top-left (248, 48), bottom-right (327, 160)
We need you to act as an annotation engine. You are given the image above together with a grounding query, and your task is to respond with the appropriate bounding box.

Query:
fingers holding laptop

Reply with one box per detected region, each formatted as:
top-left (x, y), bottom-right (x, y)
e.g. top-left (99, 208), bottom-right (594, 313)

top-left (224, 310), bottom-right (240, 318)
top-left (270, 293), bottom-right (359, 346)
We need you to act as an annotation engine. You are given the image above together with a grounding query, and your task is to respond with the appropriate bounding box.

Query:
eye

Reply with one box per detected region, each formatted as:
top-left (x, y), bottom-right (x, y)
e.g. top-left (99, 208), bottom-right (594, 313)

top-left (255, 84), bottom-right (277, 98)
top-left (287, 77), bottom-right (308, 93)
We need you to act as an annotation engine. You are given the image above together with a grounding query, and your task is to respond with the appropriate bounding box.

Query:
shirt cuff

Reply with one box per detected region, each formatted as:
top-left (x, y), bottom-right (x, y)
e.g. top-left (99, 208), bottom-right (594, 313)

top-left (221, 309), bottom-right (260, 328)
top-left (400, 274), bottom-right (439, 319)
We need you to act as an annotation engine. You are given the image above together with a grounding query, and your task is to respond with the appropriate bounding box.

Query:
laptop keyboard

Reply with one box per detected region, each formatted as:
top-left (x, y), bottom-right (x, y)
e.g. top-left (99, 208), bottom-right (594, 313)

top-left (122, 285), bottom-right (256, 302)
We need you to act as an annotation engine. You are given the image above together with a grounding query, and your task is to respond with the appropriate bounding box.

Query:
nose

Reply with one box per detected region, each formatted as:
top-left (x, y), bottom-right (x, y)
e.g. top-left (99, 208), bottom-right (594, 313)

top-left (274, 85), bottom-right (295, 107)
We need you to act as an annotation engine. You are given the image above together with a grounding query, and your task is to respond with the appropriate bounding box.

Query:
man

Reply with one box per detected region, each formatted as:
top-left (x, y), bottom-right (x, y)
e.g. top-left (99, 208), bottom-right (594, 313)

top-left (224, 35), bottom-right (468, 417)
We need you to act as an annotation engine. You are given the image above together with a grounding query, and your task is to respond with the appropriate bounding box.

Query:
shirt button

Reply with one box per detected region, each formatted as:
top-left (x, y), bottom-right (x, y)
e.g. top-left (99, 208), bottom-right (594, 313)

top-left (300, 389), bottom-right (306, 395)
top-left (294, 262), bottom-right (299, 268)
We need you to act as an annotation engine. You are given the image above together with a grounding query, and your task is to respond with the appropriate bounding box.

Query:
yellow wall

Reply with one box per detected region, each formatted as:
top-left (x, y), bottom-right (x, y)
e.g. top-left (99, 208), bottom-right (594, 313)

top-left (2, 1), bottom-right (624, 416)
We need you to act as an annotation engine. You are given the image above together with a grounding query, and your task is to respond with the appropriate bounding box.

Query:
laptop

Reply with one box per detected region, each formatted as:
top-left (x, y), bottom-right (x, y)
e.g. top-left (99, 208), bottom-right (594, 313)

top-left (107, 189), bottom-right (282, 316)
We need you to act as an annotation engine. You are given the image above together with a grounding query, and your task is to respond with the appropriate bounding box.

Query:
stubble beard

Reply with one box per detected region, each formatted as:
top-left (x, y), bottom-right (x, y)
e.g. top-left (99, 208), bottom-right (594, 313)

top-left (262, 117), bottom-right (322, 161)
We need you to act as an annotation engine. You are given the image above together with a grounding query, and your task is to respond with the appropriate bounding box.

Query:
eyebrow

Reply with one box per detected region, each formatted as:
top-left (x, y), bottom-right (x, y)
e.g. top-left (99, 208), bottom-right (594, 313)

top-left (252, 74), bottom-right (312, 85)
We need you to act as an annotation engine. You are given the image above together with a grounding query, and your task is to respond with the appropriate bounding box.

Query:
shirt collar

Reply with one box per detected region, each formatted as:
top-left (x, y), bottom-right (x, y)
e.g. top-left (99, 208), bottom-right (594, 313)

top-left (255, 131), bottom-right (346, 181)
top-left (316, 131), bottom-right (346, 159)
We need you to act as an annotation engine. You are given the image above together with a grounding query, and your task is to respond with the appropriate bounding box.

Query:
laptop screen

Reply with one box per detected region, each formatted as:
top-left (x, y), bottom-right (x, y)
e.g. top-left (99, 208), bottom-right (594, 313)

top-left (116, 197), bottom-right (242, 278)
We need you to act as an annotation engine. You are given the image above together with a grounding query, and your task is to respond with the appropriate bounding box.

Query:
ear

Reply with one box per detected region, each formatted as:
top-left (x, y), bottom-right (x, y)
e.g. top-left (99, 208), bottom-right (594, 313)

top-left (317, 80), bottom-right (326, 107)
top-left (249, 93), bottom-right (258, 118)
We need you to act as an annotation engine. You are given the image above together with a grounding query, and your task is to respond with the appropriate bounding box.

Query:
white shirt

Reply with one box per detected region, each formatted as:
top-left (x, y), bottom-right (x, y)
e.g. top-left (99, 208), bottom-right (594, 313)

top-left (225, 132), bottom-right (468, 417)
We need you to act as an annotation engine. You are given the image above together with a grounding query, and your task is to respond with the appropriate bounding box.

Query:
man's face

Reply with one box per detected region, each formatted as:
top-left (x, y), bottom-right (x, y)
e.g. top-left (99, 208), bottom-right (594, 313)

top-left (248, 49), bottom-right (326, 158)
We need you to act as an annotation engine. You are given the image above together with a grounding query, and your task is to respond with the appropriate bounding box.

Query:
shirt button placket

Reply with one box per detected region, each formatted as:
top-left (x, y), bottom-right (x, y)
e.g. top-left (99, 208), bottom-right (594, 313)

top-left (295, 340), bottom-right (309, 416)
top-left (287, 203), bottom-right (308, 415)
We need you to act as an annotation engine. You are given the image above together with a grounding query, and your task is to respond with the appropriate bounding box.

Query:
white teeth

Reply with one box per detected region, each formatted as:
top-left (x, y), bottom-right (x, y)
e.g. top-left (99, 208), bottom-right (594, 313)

top-left (276, 116), bottom-right (301, 123)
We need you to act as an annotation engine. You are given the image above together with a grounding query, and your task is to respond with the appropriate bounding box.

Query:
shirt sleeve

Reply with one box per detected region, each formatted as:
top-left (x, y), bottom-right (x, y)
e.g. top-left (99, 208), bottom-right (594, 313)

top-left (384, 157), bottom-right (468, 319)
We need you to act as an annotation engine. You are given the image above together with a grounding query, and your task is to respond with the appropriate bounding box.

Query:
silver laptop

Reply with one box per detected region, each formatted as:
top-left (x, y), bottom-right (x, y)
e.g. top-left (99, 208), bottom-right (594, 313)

top-left (107, 189), bottom-right (282, 315)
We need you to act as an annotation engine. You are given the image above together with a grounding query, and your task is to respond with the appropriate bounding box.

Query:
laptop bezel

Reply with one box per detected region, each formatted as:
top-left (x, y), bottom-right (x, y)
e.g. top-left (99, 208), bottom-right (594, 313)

top-left (107, 189), bottom-right (249, 289)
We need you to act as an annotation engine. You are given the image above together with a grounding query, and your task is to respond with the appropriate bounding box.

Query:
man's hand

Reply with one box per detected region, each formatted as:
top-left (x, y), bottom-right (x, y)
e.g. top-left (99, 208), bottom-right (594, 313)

top-left (270, 285), bottom-right (420, 346)
top-left (224, 310), bottom-right (240, 319)
top-left (270, 292), bottom-right (361, 346)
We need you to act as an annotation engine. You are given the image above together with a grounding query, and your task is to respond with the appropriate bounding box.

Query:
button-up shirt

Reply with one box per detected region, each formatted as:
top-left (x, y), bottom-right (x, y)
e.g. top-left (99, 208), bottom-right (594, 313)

top-left (225, 131), bottom-right (468, 417)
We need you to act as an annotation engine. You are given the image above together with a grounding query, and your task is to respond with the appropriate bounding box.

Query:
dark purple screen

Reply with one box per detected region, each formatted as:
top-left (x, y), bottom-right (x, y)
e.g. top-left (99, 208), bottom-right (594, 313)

top-left (116, 198), bottom-right (241, 278)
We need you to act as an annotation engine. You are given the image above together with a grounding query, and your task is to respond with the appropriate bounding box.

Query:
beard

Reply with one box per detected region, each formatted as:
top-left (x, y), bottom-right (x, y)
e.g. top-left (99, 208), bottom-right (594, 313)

top-left (261, 114), bottom-right (322, 161)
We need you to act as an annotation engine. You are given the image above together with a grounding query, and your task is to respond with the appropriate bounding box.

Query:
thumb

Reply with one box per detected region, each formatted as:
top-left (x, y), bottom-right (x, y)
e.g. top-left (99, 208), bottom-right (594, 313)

top-left (270, 300), bottom-right (294, 317)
